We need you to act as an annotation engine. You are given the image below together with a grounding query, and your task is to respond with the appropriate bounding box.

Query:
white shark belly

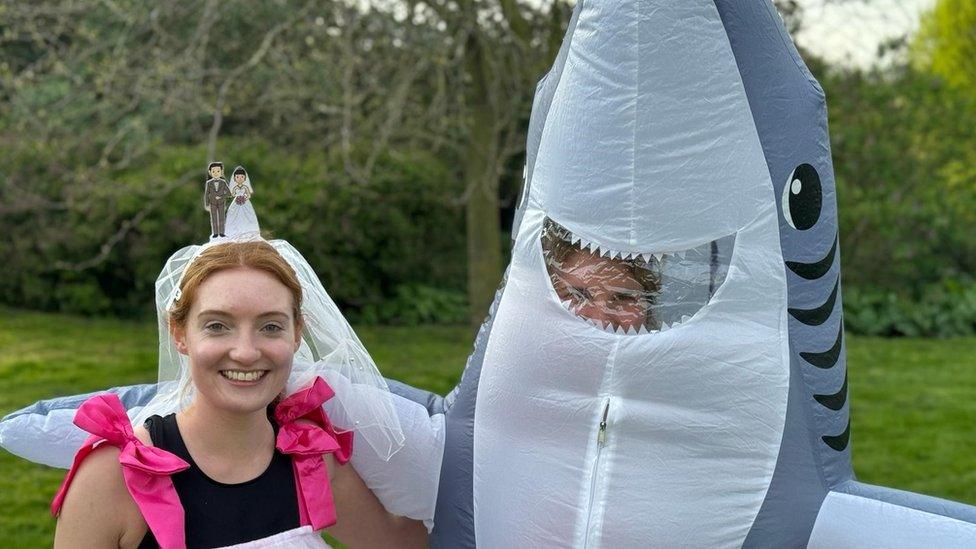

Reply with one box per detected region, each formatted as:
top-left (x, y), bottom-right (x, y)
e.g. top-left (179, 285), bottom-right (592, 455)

top-left (473, 212), bottom-right (790, 548)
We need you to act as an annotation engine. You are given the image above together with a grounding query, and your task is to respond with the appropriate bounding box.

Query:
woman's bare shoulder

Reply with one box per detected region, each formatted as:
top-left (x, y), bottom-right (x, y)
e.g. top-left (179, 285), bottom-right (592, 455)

top-left (133, 424), bottom-right (152, 446)
top-left (53, 443), bottom-right (148, 548)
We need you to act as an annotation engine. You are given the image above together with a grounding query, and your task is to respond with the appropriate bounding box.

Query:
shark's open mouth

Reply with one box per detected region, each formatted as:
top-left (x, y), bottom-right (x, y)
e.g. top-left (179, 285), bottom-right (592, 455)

top-left (542, 217), bottom-right (736, 335)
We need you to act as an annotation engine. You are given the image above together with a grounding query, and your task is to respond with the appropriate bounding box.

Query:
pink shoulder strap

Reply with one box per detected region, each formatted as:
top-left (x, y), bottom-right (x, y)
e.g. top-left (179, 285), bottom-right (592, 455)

top-left (51, 393), bottom-right (190, 549)
top-left (275, 377), bottom-right (354, 530)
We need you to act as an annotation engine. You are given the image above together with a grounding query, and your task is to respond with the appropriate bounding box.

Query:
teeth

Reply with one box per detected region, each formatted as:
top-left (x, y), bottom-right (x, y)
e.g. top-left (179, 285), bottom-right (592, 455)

top-left (660, 321), bottom-right (671, 332)
top-left (637, 324), bottom-right (649, 334)
top-left (221, 370), bottom-right (266, 382)
top-left (626, 325), bottom-right (637, 335)
top-left (654, 252), bottom-right (664, 263)
top-left (681, 315), bottom-right (692, 323)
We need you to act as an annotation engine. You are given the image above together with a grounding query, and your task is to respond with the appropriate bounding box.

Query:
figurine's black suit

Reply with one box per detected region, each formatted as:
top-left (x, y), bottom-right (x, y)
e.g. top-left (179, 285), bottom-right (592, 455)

top-left (204, 177), bottom-right (232, 237)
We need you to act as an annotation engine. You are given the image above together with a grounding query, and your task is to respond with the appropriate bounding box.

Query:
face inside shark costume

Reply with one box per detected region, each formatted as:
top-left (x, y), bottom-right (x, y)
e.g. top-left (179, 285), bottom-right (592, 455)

top-left (2, 1), bottom-right (976, 547)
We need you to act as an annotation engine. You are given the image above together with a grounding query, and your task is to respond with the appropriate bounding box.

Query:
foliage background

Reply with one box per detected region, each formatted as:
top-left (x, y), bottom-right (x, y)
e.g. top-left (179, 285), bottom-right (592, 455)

top-left (0, 0), bottom-right (973, 334)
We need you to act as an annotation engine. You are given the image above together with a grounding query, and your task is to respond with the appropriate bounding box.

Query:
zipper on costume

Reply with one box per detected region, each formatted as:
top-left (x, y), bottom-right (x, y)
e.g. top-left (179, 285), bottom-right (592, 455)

top-left (583, 397), bottom-right (611, 549)
top-left (597, 399), bottom-right (610, 447)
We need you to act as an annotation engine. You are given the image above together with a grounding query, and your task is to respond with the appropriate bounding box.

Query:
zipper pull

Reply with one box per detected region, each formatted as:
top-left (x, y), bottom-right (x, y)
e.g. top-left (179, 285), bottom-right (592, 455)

top-left (597, 399), bottom-right (610, 446)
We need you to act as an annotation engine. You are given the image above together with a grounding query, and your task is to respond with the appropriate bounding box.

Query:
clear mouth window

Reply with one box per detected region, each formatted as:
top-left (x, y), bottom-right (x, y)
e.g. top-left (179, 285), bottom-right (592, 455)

top-left (541, 217), bottom-right (735, 334)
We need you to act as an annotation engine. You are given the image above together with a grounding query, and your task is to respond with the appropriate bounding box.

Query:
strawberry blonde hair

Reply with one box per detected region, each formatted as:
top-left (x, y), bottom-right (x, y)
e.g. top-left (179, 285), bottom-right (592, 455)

top-left (168, 241), bottom-right (303, 329)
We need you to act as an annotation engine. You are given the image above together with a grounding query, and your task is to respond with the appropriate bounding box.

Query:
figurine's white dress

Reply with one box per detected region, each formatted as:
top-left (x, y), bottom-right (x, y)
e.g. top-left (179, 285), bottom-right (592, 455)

top-left (226, 178), bottom-right (260, 237)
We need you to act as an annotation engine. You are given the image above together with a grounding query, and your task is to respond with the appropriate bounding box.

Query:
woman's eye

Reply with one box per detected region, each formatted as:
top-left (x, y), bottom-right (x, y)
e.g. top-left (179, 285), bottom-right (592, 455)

top-left (262, 324), bottom-right (284, 334)
top-left (204, 322), bottom-right (227, 333)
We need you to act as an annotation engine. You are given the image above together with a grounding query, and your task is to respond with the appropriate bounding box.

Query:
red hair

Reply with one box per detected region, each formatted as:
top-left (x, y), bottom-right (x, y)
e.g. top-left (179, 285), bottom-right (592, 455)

top-left (168, 241), bottom-right (303, 329)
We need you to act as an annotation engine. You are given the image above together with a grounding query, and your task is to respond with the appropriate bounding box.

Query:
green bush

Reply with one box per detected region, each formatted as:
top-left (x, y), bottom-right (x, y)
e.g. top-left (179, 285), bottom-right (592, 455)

top-left (353, 284), bottom-right (468, 326)
top-left (844, 280), bottom-right (976, 337)
top-left (0, 139), bottom-right (467, 323)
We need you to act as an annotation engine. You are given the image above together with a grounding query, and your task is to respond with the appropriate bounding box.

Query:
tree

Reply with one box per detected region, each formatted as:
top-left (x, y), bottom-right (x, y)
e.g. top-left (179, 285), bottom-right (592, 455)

top-left (912, 0), bottom-right (976, 93)
top-left (403, 0), bottom-right (570, 326)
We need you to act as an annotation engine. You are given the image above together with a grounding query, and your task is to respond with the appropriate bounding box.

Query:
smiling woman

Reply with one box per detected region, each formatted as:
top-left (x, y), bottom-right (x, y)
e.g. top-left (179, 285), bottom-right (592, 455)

top-left (51, 241), bottom-right (427, 549)
top-left (167, 243), bottom-right (304, 417)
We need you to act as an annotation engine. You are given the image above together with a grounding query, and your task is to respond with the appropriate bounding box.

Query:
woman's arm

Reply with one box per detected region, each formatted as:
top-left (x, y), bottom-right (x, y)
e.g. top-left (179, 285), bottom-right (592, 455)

top-left (53, 445), bottom-right (148, 549)
top-left (325, 454), bottom-right (428, 548)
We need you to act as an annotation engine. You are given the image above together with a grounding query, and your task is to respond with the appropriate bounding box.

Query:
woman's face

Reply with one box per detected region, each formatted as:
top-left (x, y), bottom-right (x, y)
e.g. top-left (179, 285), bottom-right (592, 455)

top-left (235, 173), bottom-right (246, 184)
top-left (171, 267), bottom-right (300, 415)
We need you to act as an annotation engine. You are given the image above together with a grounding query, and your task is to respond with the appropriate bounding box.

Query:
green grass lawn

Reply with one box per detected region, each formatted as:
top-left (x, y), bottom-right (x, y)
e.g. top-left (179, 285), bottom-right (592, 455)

top-left (0, 308), bottom-right (973, 545)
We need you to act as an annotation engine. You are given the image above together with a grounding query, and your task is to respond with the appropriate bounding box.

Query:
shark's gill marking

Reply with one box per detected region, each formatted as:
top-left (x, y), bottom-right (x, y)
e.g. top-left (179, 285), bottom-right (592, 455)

top-left (814, 375), bottom-right (848, 411)
top-left (800, 322), bottom-right (843, 369)
top-left (779, 162), bottom-right (850, 454)
top-left (786, 233), bottom-right (837, 280)
top-left (788, 277), bottom-right (838, 326)
top-left (822, 418), bottom-right (851, 451)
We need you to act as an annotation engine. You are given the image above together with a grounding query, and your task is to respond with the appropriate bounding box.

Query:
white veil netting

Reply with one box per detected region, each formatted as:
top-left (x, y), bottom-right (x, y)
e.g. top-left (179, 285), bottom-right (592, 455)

top-left (138, 234), bottom-right (405, 461)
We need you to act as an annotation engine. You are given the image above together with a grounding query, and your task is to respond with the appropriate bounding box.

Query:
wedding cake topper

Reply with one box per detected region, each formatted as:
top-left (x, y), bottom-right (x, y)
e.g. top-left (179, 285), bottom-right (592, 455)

top-left (203, 162), bottom-right (261, 240)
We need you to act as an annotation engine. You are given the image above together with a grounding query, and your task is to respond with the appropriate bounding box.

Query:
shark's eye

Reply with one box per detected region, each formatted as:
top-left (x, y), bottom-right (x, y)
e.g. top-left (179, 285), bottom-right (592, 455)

top-left (782, 163), bottom-right (822, 230)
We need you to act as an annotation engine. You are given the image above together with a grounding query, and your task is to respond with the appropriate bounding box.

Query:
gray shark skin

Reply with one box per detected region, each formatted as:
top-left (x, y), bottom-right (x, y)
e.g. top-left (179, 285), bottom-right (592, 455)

top-left (716, 3), bottom-right (976, 547)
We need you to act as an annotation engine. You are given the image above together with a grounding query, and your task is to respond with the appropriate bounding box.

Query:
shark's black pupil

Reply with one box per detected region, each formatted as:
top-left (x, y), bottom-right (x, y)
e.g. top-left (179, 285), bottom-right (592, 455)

top-left (788, 163), bottom-right (822, 230)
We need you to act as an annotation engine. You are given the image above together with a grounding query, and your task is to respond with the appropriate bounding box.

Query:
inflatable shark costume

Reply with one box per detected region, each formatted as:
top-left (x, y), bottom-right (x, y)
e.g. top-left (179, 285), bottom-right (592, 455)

top-left (414, 1), bottom-right (976, 547)
top-left (2, 1), bottom-right (975, 547)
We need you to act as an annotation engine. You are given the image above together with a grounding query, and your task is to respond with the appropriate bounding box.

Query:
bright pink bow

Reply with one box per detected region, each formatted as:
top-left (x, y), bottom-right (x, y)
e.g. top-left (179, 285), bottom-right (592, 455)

top-left (51, 394), bottom-right (190, 549)
top-left (275, 377), bottom-right (354, 530)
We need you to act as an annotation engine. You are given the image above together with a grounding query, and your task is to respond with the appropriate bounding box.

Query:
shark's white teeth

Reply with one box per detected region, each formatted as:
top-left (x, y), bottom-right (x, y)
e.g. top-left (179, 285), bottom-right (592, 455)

top-left (654, 252), bottom-right (665, 263)
top-left (560, 299), bottom-right (573, 310)
top-left (637, 324), bottom-right (649, 335)
top-left (626, 325), bottom-right (637, 335)
top-left (660, 321), bottom-right (671, 332)
top-left (681, 314), bottom-right (692, 323)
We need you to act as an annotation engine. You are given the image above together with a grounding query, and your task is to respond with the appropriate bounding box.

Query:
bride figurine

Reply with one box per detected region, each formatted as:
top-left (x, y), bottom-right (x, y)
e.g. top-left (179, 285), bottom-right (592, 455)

top-left (225, 165), bottom-right (261, 237)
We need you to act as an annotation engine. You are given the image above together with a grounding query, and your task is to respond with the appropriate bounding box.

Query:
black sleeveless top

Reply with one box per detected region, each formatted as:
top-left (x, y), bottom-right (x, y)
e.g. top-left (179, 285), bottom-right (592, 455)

top-left (138, 412), bottom-right (301, 548)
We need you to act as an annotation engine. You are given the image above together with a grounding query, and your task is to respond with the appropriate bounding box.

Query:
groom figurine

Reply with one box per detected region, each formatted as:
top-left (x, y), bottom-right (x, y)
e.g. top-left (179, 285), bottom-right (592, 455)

top-left (203, 161), bottom-right (231, 238)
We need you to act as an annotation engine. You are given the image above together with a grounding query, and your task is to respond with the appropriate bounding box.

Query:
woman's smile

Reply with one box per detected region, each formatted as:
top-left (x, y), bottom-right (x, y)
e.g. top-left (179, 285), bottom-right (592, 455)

top-left (218, 369), bottom-right (270, 384)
